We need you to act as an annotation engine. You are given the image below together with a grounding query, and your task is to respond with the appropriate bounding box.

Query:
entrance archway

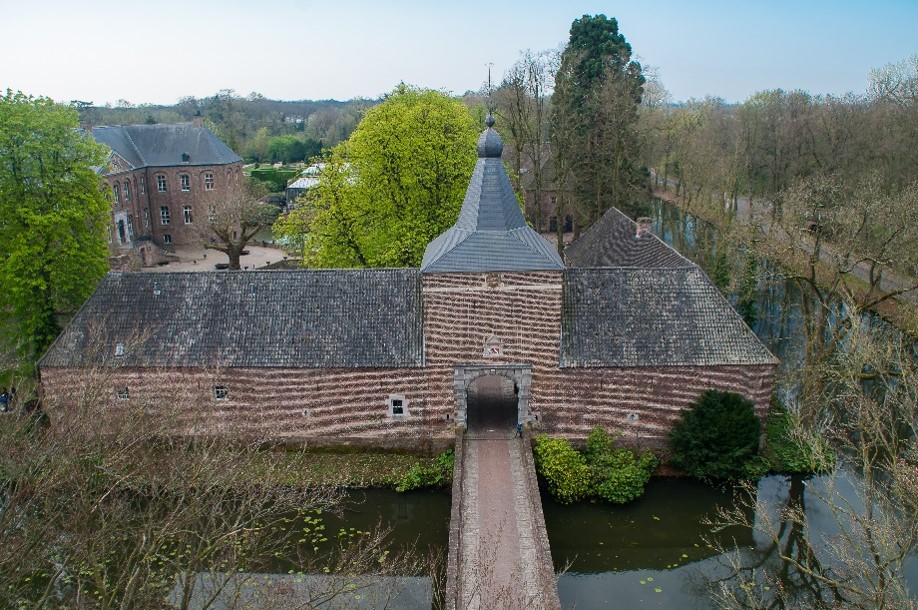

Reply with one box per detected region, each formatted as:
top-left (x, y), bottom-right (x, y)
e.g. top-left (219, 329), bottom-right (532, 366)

top-left (453, 365), bottom-right (532, 435)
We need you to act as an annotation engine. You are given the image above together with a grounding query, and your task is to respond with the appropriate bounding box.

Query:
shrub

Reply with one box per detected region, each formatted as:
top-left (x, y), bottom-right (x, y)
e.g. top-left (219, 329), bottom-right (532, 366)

top-left (668, 390), bottom-right (762, 481)
top-left (585, 427), bottom-right (657, 504)
top-left (395, 450), bottom-right (454, 492)
top-left (533, 435), bottom-right (590, 504)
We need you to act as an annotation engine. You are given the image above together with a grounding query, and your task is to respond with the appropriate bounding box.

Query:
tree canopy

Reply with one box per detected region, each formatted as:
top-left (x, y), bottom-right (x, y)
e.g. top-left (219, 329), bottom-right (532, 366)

top-left (274, 85), bottom-right (479, 268)
top-left (551, 14), bottom-right (645, 230)
top-left (0, 91), bottom-right (111, 361)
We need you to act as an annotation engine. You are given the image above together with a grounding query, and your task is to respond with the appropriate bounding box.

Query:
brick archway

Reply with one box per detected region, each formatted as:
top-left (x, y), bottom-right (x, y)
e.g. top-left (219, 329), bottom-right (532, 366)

top-left (453, 365), bottom-right (532, 430)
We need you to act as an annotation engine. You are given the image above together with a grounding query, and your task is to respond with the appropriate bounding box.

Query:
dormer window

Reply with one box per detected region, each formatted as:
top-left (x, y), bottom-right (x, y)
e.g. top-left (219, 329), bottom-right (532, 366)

top-left (181, 152), bottom-right (190, 164)
top-left (114, 343), bottom-right (125, 357)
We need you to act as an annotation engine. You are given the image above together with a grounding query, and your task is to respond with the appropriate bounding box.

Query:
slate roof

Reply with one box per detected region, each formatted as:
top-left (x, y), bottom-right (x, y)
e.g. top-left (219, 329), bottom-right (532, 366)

top-left (565, 206), bottom-right (690, 269)
top-left (561, 267), bottom-right (777, 367)
top-left (88, 123), bottom-right (242, 170)
top-left (40, 270), bottom-right (423, 369)
top-left (420, 116), bottom-right (565, 273)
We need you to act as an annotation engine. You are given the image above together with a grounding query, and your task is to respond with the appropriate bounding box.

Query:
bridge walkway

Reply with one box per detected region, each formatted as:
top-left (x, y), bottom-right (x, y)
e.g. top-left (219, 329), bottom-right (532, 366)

top-left (445, 377), bottom-right (560, 609)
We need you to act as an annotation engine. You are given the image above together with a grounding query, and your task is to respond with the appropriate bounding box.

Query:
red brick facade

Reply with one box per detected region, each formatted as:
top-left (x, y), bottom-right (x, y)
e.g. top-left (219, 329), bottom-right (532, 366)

top-left (103, 160), bottom-right (243, 251)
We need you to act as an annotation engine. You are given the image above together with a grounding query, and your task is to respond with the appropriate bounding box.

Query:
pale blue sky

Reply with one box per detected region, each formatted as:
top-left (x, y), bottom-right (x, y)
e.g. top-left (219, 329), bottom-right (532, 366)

top-left (1, 0), bottom-right (915, 105)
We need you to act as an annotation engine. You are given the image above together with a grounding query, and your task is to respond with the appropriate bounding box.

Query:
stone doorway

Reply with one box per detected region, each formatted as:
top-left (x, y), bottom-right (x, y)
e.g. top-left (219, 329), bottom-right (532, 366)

top-left (453, 365), bottom-right (532, 436)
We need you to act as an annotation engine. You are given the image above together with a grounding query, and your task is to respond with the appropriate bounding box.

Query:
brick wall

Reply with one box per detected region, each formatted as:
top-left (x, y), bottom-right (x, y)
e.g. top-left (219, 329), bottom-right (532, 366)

top-left (103, 162), bottom-right (243, 249)
top-left (40, 365), bottom-right (449, 448)
top-left (422, 271), bottom-right (564, 423)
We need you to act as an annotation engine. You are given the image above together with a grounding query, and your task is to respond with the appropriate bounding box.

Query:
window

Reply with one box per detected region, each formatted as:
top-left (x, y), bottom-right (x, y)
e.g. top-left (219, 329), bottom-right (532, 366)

top-left (157, 175), bottom-right (167, 192)
top-left (116, 387), bottom-right (130, 400)
top-left (214, 386), bottom-right (228, 400)
top-left (139, 176), bottom-right (146, 195)
top-left (183, 206), bottom-right (193, 224)
top-left (204, 172), bottom-right (214, 191)
top-left (112, 183), bottom-right (120, 204)
top-left (388, 395), bottom-right (407, 417)
top-left (143, 208), bottom-right (150, 228)
top-left (124, 180), bottom-right (131, 202)
top-left (114, 343), bottom-right (125, 357)
top-left (181, 152), bottom-right (190, 164)
top-left (160, 206), bottom-right (170, 225)
top-left (163, 234), bottom-right (172, 245)
top-left (180, 174), bottom-right (190, 192)
top-left (126, 214), bottom-right (134, 239)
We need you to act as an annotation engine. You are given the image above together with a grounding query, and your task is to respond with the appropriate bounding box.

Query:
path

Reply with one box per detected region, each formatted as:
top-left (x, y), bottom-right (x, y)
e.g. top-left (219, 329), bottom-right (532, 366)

top-left (446, 379), bottom-right (560, 610)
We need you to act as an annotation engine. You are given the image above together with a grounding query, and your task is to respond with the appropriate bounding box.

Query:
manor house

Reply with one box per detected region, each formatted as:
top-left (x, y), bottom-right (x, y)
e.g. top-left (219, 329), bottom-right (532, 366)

top-left (86, 117), bottom-right (243, 261)
top-left (40, 116), bottom-right (776, 449)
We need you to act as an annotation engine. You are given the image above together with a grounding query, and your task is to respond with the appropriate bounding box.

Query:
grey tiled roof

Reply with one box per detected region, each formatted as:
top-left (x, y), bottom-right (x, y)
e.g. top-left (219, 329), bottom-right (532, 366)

top-left (561, 267), bottom-right (777, 367)
top-left (89, 123), bottom-right (242, 169)
top-left (421, 123), bottom-right (564, 273)
top-left (566, 207), bottom-right (690, 269)
top-left (40, 270), bottom-right (423, 369)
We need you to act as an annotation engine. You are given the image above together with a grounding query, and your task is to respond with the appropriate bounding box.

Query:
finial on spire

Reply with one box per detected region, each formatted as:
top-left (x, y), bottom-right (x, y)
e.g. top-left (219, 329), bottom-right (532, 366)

top-left (486, 61), bottom-right (494, 119)
top-left (485, 112), bottom-right (495, 128)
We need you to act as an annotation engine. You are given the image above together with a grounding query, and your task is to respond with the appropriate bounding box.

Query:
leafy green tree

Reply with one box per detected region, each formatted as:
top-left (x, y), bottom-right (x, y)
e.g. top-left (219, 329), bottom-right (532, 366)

top-left (668, 390), bottom-right (762, 481)
top-left (0, 91), bottom-right (110, 359)
top-left (274, 85), bottom-right (478, 268)
top-left (551, 14), bottom-right (645, 229)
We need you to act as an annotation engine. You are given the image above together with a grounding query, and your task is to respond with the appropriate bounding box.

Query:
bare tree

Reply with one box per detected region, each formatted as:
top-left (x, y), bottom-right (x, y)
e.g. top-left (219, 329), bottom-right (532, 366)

top-left (200, 179), bottom-right (280, 270)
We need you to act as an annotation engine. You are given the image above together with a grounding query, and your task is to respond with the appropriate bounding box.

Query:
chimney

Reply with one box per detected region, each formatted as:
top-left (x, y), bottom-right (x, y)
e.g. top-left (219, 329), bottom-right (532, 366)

top-left (192, 111), bottom-right (203, 128)
top-left (635, 217), bottom-right (652, 238)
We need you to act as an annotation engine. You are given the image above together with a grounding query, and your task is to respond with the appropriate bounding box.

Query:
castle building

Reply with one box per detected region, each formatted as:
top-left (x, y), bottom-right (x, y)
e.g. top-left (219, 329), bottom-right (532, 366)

top-left (39, 117), bottom-right (776, 450)
top-left (87, 117), bottom-right (243, 261)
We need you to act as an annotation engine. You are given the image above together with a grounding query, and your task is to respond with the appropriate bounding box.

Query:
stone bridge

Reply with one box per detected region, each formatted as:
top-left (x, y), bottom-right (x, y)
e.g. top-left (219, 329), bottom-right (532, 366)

top-left (444, 376), bottom-right (561, 610)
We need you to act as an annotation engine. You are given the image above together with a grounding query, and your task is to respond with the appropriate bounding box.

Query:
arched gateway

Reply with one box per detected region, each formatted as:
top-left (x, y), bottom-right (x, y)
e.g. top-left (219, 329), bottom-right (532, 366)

top-left (453, 365), bottom-right (532, 433)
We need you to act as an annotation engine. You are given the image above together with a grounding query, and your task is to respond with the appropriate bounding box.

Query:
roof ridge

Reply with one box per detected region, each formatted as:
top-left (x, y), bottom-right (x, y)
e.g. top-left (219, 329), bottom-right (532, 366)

top-left (121, 127), bottom-right (147, 166)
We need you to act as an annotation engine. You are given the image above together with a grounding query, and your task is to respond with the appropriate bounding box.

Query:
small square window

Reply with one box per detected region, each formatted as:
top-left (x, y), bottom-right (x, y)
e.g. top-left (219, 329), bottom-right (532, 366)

top-left (114, 343), bottom-right (125, 357)
top-left (181, 174), bottom-right (190, 192)
top-left (163, 234), bottom-right (172, 245)
top-left (181, 152), bottom-right (190, 164)
top-left (116, 387), bottom-right (129, 400)
top-left (388, 395), bottom-right (407, 417)
top-left (214, 386), bottom-right (228, 400)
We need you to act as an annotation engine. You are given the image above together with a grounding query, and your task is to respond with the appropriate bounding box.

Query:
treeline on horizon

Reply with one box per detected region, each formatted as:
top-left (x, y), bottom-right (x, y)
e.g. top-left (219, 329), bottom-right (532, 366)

top-left (74, 55), bottom-right (918, 225)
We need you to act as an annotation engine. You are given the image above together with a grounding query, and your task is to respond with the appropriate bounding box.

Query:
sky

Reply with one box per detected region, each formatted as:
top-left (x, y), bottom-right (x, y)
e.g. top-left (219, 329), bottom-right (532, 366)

top-left (1, 0), bottom-right (916, 106)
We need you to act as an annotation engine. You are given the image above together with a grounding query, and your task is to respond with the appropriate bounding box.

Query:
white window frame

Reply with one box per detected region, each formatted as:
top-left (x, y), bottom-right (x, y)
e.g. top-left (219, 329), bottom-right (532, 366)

top-left (163, 234), bottom-right (172, 245)
top-left (116, 387), bottom-right (130, 400)
top-left (180, 174), bottom-right (190, 192)
top-left (183, 205), bottom-right (193, 224)
top-left (160, 206), bottom-right (170, 225)
top-left (143, 208), bottom-right (150, 228)
top-left (204, 172), bottom-right (214, 191)
top-left (387, 395), bottom-right (408, 417)
top-left (214, 386), bottom-right (228, 400)
top-left (157, 175), bottom-right (167, 193)
top-left (112, 183), bottom-right (120, 204)
top-left (124, 180), bottom-right (131, 202)
top-left (139, 176), bottom-right (146, 195)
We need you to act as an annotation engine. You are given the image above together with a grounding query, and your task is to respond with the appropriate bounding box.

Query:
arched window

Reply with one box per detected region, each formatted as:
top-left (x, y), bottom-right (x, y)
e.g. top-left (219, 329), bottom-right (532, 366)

top-left (112, 183), bottom-right (120, 204)
top-left (124, 180), bottom-right (131, 202)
